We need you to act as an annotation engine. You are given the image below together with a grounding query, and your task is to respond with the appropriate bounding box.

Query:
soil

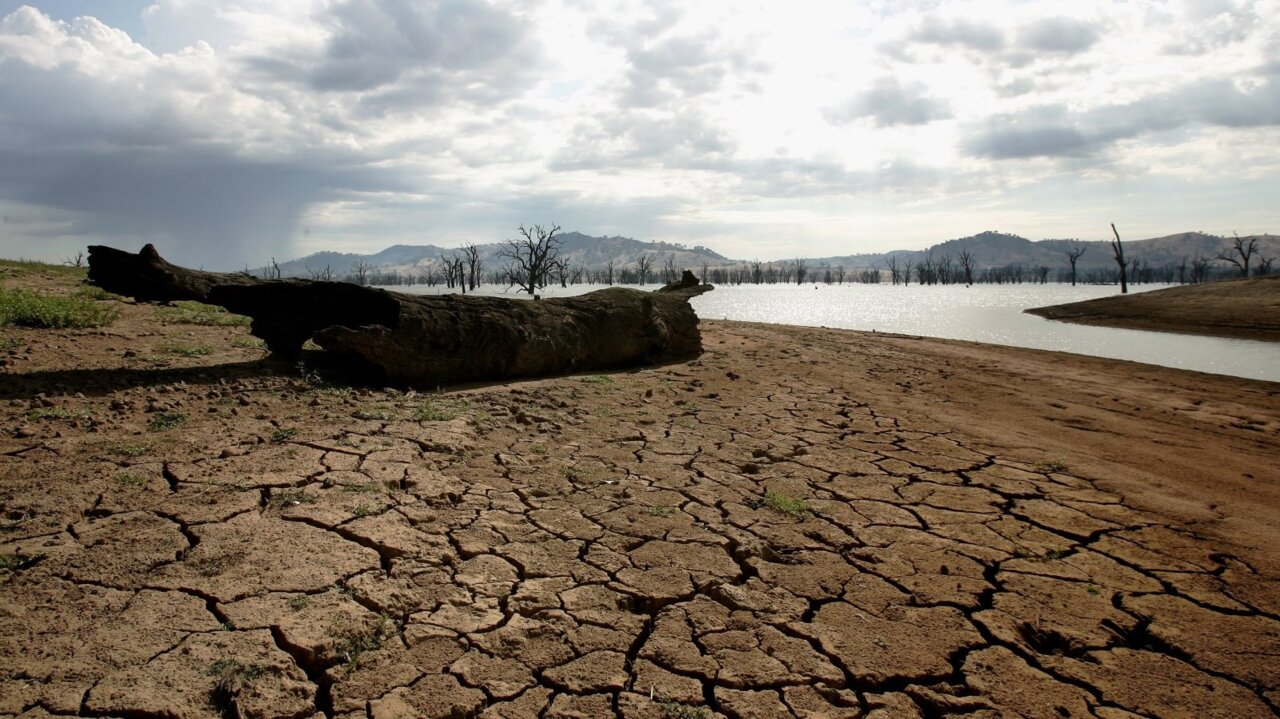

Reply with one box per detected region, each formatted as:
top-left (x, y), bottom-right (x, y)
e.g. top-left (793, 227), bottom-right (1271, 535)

top-left (1026, 274), bottom-right (1280, 341)
top-left (2, 266), bottom-right (1278, 719)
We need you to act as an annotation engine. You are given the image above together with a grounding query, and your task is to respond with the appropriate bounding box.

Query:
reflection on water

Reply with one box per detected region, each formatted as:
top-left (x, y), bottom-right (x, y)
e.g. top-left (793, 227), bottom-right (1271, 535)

top-left (387, 282), bottom-right (1279, 383)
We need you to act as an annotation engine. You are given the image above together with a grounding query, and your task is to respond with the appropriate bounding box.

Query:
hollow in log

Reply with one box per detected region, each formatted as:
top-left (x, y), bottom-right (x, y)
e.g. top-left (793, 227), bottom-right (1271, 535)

top-left (87, 245), bottom-right (713, 386)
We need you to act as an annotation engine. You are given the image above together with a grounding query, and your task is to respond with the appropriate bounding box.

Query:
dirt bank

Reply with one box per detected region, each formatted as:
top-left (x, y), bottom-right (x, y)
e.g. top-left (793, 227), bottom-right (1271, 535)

top-left (2, 266), bottom-right (1278, 718)
top-left (1027, 274), bottom-right (1280, 341)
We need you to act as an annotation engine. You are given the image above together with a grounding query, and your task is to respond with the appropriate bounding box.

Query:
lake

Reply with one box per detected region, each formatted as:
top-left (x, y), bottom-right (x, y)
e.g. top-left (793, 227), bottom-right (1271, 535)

top-left (386, 282), bottom-right (1280, 383)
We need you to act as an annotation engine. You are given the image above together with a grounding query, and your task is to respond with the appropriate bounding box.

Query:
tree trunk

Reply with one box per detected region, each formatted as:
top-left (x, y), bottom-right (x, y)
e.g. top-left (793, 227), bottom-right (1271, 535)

top-left (87, 245), bottom-right (713, 386)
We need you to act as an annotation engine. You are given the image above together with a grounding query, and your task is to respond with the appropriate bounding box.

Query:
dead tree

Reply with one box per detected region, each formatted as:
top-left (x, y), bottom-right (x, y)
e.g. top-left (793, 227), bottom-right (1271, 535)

top-left (86, 244), bottom-right (714, 386)
top-left (499, 224), bottom-right (562, 295)
top-left (791, 258), bottom-right (808, 285)
top-left (1217, 233), bottom-right (1258, 277)
top-left (462, 243), bottom-right (483, 290)
top-left (957, 249), bottom-right (975, 286)
top-left (635, 254), bottom-right (653, 285)
top-left (1110, 223), bottom-right (1128, 294)
top-left (1063, 243), bottom-right (1087, 286)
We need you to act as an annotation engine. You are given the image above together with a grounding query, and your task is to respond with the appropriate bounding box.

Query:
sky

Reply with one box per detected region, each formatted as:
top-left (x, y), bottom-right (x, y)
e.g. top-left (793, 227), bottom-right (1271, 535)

top-left (0, 0), bottom-right (1277, 269)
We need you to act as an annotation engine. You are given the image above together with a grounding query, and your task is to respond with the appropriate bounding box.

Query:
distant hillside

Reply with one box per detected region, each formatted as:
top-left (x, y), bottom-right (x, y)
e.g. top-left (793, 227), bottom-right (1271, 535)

top-left (273, 232), bottom-right (728, 279)
top-left (270, 229), bottom-right (1279, 280)
top-left (810, 231), bottom-right (1280, 272)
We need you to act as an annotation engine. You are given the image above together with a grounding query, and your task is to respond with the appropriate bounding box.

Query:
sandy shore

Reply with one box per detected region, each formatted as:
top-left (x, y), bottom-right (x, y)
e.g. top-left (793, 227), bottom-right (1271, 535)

top-left (2, 269), bottom-right (1278, 718)
top-left (1027, 274), bottom-right (1280, 341)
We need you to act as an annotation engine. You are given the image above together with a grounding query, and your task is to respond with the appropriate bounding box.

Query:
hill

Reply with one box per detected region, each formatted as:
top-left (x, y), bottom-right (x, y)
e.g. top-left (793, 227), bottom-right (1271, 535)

top-left (269, 230), bottom-right (1280, 280)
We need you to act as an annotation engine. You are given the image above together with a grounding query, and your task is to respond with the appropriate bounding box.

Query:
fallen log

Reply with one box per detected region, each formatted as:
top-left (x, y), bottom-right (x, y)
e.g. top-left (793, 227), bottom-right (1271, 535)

top-left (87, 245), bottom-right (713, 386)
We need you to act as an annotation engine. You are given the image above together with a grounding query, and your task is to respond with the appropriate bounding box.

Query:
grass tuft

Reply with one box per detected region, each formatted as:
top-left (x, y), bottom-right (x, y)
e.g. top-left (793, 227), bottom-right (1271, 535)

top-left (148, 412), bottom-right (187, 432)
top-left (156, 301), bottom-right (251, 327)
top-left (1032, 460), bottom-right (1069, 474)
top-left (762, 490), bottom-right (810, 517)
top-left (0, 286), bottom-right (118, 328)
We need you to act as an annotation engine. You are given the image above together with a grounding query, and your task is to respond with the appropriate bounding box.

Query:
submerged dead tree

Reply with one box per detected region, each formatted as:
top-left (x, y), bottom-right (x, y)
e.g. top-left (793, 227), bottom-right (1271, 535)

top-left (87, 244), bottom-right (713, 386)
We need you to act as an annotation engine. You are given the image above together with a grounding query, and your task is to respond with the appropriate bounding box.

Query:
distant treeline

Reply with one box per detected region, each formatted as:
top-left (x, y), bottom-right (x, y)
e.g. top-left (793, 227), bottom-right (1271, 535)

top-left (269, 251), bottom-right (1276, 289)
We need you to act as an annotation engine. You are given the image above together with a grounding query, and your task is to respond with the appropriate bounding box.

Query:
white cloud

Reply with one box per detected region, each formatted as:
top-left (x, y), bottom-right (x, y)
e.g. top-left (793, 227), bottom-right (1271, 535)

top-left (0, 0), bottom-right (1278, 266)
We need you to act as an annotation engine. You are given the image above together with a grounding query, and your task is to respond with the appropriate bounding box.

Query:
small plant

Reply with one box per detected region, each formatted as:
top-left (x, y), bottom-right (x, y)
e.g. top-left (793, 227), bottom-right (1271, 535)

top-left (642, 506), bottom-right (673, 518)
top-left (270, 428), bottom-right (297, 444)
top-left (148, 412), bottom-right (187, 431)
top-left (331, 617), bottom-right (392, 669)
top-left (27, 407), bottom-right (95, 428)
top-left (353, 408), bottom-right (396, 421)
top-left (560, 466), bottom-right (583, 481)
top-left (657, 700), bottom-right (708, 719)
top-left (73, 285), bottom-right (120, 301)
top-left (287, 595), bottom-right (310, 611)
top-left (413, 395), bottom-right (469, 422)
top-left (529, 443), bottom-right (548, 455)
top-left (156, 301), bottom-right (251, 327)
top-left (1086, 585), bottom-right (1101, 596)
top-left (352, 504), bottom-right (375, 518)
top-left (1043, 548), bottom-right (1071, 561)
top-left (106, 441), bottom-right (151, 457)
top-left (233, 336), bottom-right (266, 349)
top-left (0, 553), bottom-right (44, 571)
top-left (0, 334), bottom-right (23, 351)
top-left (0, 286), bottom-right (118, 328)
top-left (762, 490), bottom-right (810, 517)
top-left (268, 489), bottom-right (315, 509)
top-left (162, 343), bottom-right (212, 358)
top-left (206, 658), bottom-right (265, 715)
top-left (579, 374), bottom-right (614, 385)
top-left (1032, 460), bottom-right (1069, 474)
top-left (116, 473), bottom-right (148, 486)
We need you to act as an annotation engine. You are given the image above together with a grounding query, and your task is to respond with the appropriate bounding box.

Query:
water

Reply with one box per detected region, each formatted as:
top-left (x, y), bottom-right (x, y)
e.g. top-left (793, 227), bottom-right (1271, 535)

top-left (384, 282), bottom-right (1279, 383)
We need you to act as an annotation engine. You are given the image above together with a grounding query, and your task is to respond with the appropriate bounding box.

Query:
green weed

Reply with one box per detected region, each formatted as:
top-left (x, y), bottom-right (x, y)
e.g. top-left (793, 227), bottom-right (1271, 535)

top-left (642, 506), bottom-right (673, 518)
top-left (73, 285), bottom-right (120, 301)
top-left (0, 334), bottom-right (22, 351)
top-left (287, 595), bottom-right (310, 611)
top-left (162, 343), bottom-right (211, 358)
top-left (0, 286), bottom-right (118, 328)
top-left (156, 301), bottom-right (251, 327)
top-left (148, 412), bottom-right (187, 431)
top-left (657, 700), bottom-right (708, 719)
top-left (353, 408), bottom-right (396, 421)
top-left (762, 490), bottom-right (810, 517)
top-left (1032, 460), bottom-right (1069, 474)
top-left (270, 428), bottom-right (297, 444)
top-left (106, 442), bottom-right (151, 457)
top-left (27, 407), bottom-right (95, 427)
top-left (579, 374), bottom-right (614, 385)
top-left (0, 553), bottom-right (44, 571)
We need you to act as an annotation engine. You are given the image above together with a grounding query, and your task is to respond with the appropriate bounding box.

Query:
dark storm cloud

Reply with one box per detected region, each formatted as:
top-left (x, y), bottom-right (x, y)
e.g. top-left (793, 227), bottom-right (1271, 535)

top-left (241, 0), bottom-right (540, 111)
top-left (825, 77), bottom-right (952, 127)
top-left (0, 146), bottom-right (394, 269)
top-left (963, 76), bottom-right (1280, 160)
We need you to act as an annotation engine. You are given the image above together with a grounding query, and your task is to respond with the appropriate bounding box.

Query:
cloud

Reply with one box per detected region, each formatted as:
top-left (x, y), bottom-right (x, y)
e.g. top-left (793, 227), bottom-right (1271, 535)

top-left (825, 77), bottom-right (952, 127)
top-left (911, 16), bottom-right (1005, 52)
top-left (0, 6), bottom-right (398, 268)
top-left (963, 76), bottom-right (1280, 160)
top-left (1017, 17), bottom-right (1099, 54)
top-left (240, 0), bottom-right (541, 112)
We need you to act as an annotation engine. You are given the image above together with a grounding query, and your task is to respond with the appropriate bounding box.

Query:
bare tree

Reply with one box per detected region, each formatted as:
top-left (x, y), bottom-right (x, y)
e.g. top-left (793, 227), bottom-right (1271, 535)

top-left (604, 259), bottom-right (615, 286)
top-left (499, 224), bottom-right (562, 295)
top-left (885, 255), bottom-right (902, 285)
top-left (790, 257), bottom-right (807, 285)
top-left (351, 260), bottom-right (372, 286)
top-left (462, 242), bottom-right (483, 290)
top-left (265, 258), bottom-right (282, 280)
top-left (1217, 233), bottom-right (1258, 277)
top-left (700, 260), bottom-right (710, 283)
top-left (440, 253), bottom-right (465, 292)
top-left (1109, 223), bottom-right (1128, 294)
top-left (957, 249), bottom-right (975, 286)
top-left (1063, 243), bottom-right (1087, 286)
top-left (634, 254), bottom-right (653, 285)
top-left (834, 265), bottom-right (846, 284)
top-left (62, 251), bottom-right (85, 268)
top-left (663, 254), bottom-right (678, 284)
top-left (307, 264), bottom-right (335, 281)
top-left (1259, 256), bottom-right (1275, 275)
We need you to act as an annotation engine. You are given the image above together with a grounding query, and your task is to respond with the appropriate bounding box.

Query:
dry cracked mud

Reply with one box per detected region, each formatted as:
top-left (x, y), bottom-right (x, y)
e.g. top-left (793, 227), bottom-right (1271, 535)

top-left (2, 275), bottom-right (1279, 719)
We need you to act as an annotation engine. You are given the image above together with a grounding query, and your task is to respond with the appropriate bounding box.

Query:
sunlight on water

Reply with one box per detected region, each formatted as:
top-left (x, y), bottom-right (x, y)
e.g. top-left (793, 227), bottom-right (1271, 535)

top-left (387, 282), bottom-right (1279, 382)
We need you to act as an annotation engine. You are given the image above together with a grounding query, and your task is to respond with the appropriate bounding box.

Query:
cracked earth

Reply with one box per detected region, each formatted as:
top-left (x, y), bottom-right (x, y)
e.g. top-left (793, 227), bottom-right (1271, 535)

top-left (2, 282), bottom-right (1279, 718)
